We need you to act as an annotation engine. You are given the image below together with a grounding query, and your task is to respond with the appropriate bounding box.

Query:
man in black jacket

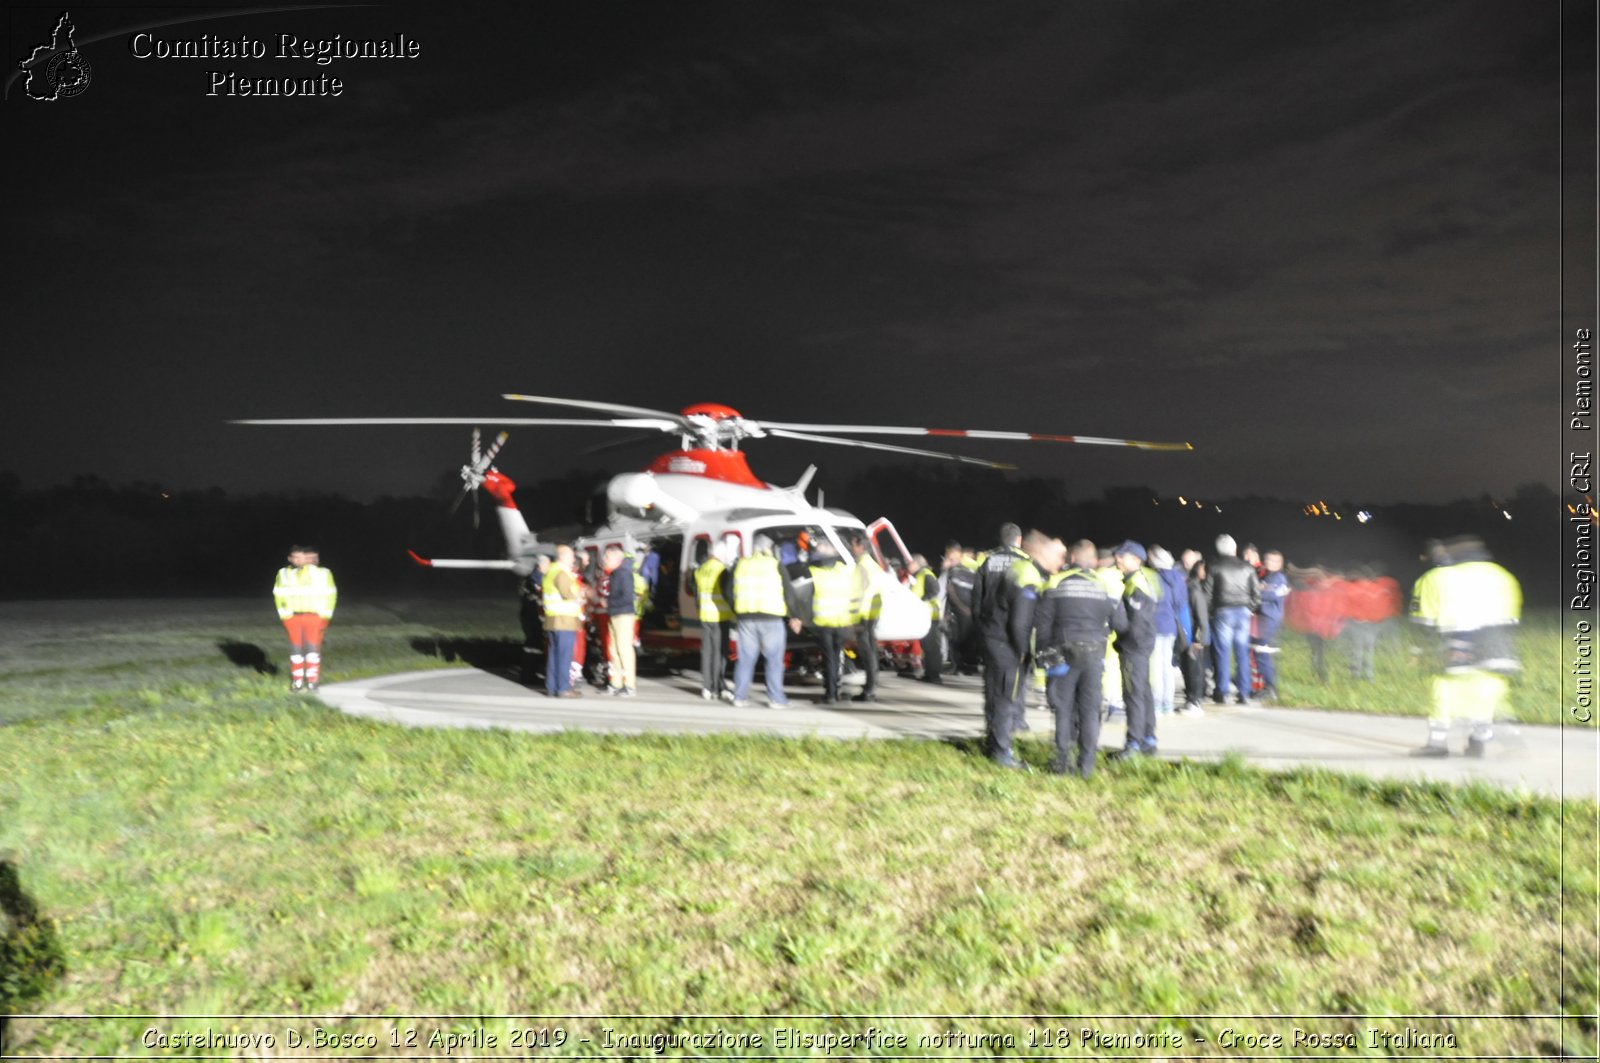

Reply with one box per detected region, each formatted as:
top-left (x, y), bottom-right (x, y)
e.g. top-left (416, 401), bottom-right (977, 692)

top-left (972, 523), bottom-right (1030, 761)
top-left (1204, 534), bottom-right (1261, 705)
top-left (1035, 539), bottom-right (1128, 776)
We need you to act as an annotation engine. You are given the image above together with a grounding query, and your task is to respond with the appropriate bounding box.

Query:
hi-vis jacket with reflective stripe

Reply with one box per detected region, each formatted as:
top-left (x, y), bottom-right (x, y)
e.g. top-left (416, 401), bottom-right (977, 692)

top-left (1036, 566), bottom-right (1128, 648)
top-left (695, 558), bottom-right (732, 623)
top-left (542, 565), bottom-right (583, 620)
top-left (1118, 565), bottom-right (1163, 650)
top-left (733, 554), bottom-right (788, 618)
top-left (808, 559), bottom-right (856, 627)
top-left (851, 553), bottom-right (885, 621)
top-left (1411, 561), bottom-right (1521, 632)
top-left (911, 567), bottom-right (941, 620)
top-left (274, 565), bottom-right (337, 620)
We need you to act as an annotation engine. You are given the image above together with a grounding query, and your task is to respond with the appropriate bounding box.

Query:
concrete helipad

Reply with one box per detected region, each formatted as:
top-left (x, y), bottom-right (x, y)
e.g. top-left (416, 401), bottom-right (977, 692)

top-left (319, 669), bottom-right (1598, 800)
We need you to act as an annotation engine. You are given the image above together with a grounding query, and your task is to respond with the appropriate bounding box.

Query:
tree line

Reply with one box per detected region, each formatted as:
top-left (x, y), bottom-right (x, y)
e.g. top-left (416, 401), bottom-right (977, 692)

top-left (0, 469), bottom-right (1558, 601)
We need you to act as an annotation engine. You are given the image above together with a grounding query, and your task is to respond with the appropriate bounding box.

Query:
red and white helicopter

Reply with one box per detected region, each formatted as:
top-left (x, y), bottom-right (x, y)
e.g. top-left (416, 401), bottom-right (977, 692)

top-left (235, 395), bottom-right (1190, 661)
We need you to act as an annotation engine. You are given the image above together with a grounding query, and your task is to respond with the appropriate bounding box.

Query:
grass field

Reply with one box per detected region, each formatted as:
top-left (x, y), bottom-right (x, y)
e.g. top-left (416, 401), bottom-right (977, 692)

top-left (0, 598), bottom-right (1594, 1058)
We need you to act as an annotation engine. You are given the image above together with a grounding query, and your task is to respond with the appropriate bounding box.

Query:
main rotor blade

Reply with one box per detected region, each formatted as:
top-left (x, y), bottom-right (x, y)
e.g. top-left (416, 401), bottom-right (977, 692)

top-left (502, 394), bottom-right (689, 424)
top-left (579, 431), bottom-right (670, 457)
top-left (231, 417), bottom-right (680, 430)
top-left (470, 426), bottom-right (481, 467)
top-left (765, 428), bottom-right (1017, 470)
top-left (479, 430), bottom-right (509, 469)
top-left (759, 420), bottom-right (1193, 452)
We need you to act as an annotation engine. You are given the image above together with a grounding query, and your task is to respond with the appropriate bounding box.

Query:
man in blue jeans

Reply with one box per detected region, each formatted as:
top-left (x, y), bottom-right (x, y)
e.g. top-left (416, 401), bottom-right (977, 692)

top-left (729, 535), bottom-right (800, 708)
top-left (1204, 534), bottom-right (1261, 706)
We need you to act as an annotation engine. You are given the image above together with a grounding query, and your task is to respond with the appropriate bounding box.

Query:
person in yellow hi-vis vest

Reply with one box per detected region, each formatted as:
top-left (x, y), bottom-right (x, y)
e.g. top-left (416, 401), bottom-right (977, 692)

top-left (1410, 535), bottom-right (1522, 757)
top-left (729, 535), bottom-right (798, 708)
top-left (907, 553), bottom-right (943, 684)
top-left (806, 539), bottom-right (857, 706)
top-left (273, 546), bottom-right (337, 692)
top-left (847, 534), bottom-right (886, 702)
top-left (695, 536), bottom-right (736, 701)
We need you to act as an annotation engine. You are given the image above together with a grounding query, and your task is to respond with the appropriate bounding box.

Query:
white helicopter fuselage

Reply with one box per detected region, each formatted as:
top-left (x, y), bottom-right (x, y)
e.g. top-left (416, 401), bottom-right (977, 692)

top-left (473, 452), bottom-right (932, 653)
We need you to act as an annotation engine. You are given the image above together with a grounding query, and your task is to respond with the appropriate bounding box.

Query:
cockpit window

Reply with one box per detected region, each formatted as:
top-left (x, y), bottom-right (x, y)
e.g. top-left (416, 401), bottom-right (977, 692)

top-left (757, 523), bottom-right (858, 568)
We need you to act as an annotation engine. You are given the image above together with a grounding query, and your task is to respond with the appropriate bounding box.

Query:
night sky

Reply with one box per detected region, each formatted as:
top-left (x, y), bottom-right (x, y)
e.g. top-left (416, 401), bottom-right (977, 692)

top-left (3, 0), bottom-right (1575, 505)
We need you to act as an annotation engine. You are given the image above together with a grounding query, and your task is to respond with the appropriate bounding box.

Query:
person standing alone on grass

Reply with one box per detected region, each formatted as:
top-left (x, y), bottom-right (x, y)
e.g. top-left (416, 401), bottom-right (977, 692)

top-left (273, 546), bottom-right (337, 692)
top-left (1409, 536), bottom-right (1521, 757)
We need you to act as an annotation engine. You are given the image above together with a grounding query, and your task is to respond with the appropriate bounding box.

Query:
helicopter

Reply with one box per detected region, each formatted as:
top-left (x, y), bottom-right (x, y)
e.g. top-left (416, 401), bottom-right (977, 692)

top-left (234, 394), bottom-right (1192, 666)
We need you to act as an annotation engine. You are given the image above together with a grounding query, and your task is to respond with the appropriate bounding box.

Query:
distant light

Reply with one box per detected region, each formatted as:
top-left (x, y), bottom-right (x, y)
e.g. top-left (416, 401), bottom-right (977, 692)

top-left (1357, 510), bottom-right (1372, 523)
top-left (160, 492), bottom-right (171, 500)
top-left (1214, 505), bottom-right (1222, 513)
top-left (1503, 511), bottom-right (1513, 520)
top-left (1334, 513), bottom-right (1342, 521)
top-left (1178, 496), bottom-right (1187, 505)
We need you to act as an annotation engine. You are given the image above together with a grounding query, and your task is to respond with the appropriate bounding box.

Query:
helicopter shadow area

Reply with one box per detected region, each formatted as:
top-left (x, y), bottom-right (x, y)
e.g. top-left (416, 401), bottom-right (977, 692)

top-left (216, 639), bottom-right (277, 675)
top-left (409, 635), bottom-right (526, 682)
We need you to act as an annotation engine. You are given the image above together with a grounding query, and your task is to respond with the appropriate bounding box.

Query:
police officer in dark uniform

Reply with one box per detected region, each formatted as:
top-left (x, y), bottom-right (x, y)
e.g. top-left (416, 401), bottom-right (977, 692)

top-left (1110, 541), bottom-right (1163, 759)
top-left (942, 540), bottom-right (979, 674)
top-left (1035, 539), bottom-right (1128, 776)
top-left (973, 524), bottom-right (1045, 768)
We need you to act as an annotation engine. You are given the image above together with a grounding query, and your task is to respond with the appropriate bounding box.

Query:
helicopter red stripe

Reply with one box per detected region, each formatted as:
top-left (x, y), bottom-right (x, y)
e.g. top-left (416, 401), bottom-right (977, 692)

top-left (646, 448), bottom-right (767, 488)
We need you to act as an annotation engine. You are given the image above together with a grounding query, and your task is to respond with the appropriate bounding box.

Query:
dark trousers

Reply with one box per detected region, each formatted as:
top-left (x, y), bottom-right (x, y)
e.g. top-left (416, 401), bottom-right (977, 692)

top-left (1120, 645), bottom-right (1155, 748)
top-left (857, 617), bottom-right (879, 696)
top-left (1180, 642), bottom-right (1206, 706)
top-left (949, 612), bottom-right (980, 672)
top-left (1345, 620), bottom-right (1377, 681)
top-left (982, 637), bottom-right (1023, 762)
top-left (519, 610), bottom-right (544, 686)
top-left (1253, 615), bottom-right (1283, 690)
top-left (923, 622), bottom-right (943, 682)
top-left (1307, 633), bottom-right (1329, 682)
top-left (700, 620), bottom-right (728, 694)
top-left (1048, 647), bottom-right (1104, 776)
top-left (814, 626), bottom-right (846, 701)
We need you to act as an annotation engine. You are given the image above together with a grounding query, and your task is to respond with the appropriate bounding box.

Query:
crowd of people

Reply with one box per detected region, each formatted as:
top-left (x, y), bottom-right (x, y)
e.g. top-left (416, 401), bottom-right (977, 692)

top-left (509, 524), bottom-right (1314, 769)
top-left (278, 524), bottom-right (1520, 772)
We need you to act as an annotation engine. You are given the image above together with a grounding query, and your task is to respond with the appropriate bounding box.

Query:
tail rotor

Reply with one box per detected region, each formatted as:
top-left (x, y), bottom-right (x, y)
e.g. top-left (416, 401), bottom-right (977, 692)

top-left (451, 428), bottom-right (509, 529)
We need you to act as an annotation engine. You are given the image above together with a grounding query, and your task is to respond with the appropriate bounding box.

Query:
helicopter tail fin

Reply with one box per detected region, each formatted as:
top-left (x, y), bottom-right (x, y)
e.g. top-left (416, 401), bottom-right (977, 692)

top-left (482, 470), bottom-right (538, 562)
